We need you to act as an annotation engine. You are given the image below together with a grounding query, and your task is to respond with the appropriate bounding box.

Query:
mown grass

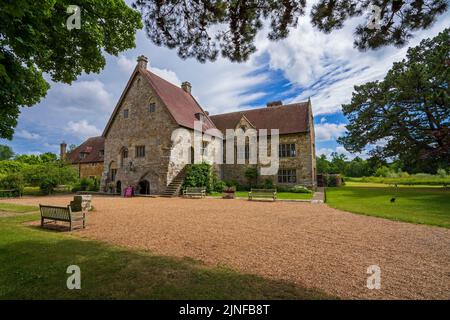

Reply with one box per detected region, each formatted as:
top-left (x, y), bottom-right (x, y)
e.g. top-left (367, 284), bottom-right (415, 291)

top-left (0, 214), bottom-right (333, 300)
top-left (326, 186), bottom-right (450, 228)
top-left (345, 175), bottom-right (450, 186)
top-left (209, 191), bottom-right (313, 200)
top-left (0, 203), bottom-right (39, 213)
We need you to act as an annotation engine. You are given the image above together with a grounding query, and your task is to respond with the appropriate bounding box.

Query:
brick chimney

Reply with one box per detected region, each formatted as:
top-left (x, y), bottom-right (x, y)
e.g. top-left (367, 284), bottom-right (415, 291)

top-left (181, 81), bottom-right (192, 94)
top-left (266, 100), bottom-right (283, 107)
top-left (60, 141), bottom-right (67, 160)
top-left (137, 55), bottom-right (148, 69)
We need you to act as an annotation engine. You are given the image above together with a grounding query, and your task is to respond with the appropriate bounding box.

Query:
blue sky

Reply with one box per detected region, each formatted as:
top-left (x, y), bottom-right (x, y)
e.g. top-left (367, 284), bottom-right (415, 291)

top-left (2, 1), bottom-right (449, 159)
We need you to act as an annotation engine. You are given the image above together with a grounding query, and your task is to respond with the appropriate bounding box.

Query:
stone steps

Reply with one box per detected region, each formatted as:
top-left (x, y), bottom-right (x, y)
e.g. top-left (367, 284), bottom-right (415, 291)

top-left (160, 166), bottom-right (189, 197)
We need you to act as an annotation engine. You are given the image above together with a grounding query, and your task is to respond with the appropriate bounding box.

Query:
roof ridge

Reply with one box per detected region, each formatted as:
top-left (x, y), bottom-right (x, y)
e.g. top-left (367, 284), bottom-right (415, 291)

top-left (210, 101), bottom-right (308, 117)
top-left (143, 68), bottom-right (186, 94)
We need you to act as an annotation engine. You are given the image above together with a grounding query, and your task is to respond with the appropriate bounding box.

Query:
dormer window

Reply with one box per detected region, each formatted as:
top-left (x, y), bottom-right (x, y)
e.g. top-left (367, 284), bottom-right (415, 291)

top-left (123, 109), bottom-right (129, 118)
top-left (79, 152), bottom-right (87, 159)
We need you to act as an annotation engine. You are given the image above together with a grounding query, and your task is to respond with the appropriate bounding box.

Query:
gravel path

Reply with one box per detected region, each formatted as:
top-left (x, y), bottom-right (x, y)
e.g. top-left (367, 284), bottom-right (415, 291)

top-left (3, 196), bottom-right (450, 299)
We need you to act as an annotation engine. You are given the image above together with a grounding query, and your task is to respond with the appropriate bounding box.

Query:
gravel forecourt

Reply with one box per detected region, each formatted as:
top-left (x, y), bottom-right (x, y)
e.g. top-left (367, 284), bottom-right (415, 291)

top-left (4, 195), bottom-right (450, 299)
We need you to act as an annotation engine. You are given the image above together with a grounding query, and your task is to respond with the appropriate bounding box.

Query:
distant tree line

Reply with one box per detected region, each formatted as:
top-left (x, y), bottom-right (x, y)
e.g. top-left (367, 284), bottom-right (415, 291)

top-left (317, 152), bottom-right (449, 177)
top-left (0, 144), bottom-right (77, 194)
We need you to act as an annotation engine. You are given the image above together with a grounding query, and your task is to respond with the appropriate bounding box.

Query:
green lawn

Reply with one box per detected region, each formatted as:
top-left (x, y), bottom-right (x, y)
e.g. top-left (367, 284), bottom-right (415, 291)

top-left (326, 186), bottom-right (450, 228)
top-left (0, 203), bottom-right (39, 213)
top-left (210, 191), bottom-right (313, 200)
top-left (0, 214), bottom-right (332, 299)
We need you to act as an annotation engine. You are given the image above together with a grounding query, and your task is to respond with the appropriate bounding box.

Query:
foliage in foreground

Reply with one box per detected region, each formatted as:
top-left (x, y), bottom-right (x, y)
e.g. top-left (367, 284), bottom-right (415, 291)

top-left (0, 0), bottom-right (143, 139)
top-left (133, 0), bottom-right (447, 62)
top-left (0, 215), bottom-right (332, 299)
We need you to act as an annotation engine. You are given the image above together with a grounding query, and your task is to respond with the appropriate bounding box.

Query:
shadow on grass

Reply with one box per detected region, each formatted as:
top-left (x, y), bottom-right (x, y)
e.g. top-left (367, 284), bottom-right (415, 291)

top-left (0, 220), bottom-right (334, 300)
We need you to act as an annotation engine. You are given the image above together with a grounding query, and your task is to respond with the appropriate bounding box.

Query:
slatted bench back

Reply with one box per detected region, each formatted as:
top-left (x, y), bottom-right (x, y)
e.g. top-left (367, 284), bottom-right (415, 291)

top-left (186, 187), bottom-right (205, 193)
top-left (40, 205), bottom-right (72, 221)
top-left (251, 189), bottom-right (276, 196)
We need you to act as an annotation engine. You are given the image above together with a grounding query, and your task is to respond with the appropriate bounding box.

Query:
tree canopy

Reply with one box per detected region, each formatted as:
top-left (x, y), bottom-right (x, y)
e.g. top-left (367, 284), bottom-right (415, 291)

top-left (339, 29), bottom-right (450, 173)
top-left (0, 145), bottom-right (14, 161)
top-left (133, 0), bottom-right (447, 62)
top-left (0, 0), bottom-right (142, 139)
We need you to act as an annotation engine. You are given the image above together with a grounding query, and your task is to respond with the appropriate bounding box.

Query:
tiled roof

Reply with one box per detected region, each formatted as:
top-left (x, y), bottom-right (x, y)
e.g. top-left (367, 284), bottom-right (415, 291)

top-left (67, 136), bottom-right (105, 164)
top-left (103, 66), bottom-right (216, 136)
top-left (141, 69), bottom-right (216, 132)
top-left (210, 102), bottom-right (311, 135)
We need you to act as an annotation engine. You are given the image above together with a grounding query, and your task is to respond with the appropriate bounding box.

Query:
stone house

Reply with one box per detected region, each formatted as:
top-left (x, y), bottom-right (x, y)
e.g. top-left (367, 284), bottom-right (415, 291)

top-left (63, 137), bottom-right (104, 180)
top-left (68, 55), bottom-right (316, 195)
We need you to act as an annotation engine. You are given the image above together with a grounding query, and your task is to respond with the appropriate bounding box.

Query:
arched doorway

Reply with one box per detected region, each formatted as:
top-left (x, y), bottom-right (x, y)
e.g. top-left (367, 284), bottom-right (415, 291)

top-left (138, 180), bottom-right (150, 195)
top-left (116, 181), bottom-right (122, 194)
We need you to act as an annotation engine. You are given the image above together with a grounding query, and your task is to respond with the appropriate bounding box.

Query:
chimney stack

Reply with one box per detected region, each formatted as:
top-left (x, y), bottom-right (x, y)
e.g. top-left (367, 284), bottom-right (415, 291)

top-left (181, 81), bottom-right (192, 94)
top-left (266, 100), bottom-right (283, 107)
top-left (137, 55), bottom-right (148, 69)
top-left (60, 141), bottom-right (67, 160)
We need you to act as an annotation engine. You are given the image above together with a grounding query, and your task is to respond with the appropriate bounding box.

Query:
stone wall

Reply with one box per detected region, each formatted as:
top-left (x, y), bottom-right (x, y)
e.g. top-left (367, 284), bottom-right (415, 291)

top-left (101, 72), bottom-right (181, 194)
top-left (73, 162), bottom-right (104, 179)
top-left (221, 132), bottom-right (316, 188)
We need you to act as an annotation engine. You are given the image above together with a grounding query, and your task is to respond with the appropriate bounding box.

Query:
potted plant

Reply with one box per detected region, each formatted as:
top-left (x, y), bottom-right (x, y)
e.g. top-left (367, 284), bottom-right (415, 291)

top-left (222, 186), bottom-right (236, 199)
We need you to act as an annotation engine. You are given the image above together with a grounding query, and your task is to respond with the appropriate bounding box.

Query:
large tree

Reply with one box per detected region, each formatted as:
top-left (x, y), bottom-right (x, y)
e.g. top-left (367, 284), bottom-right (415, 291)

top-left (339, 29), bottom-right (450, 173)
top-left (133, 0), bottom-right (447, 62)
top-left (0, 0), bottom-right (142, 139)
top-left (0, 145), bottom-right (14, 161)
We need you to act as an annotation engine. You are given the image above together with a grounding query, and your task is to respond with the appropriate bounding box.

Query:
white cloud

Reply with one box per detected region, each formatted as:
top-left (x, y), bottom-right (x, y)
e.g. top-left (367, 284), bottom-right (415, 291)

top-left (15, 129), bottom-right (41, 140)
top-left (9, 3), bottom-right (448, 155)
top-left (255, 1), bottom-right (450, 115)
top-left (317, 146), bottom-right (367, 160)
top-left (117, 54), bottom-right (182, 86)
top-left (57, 80), bottom-right (113, 112)
top-left (66, 120), bottom-right (102, 139)
top-left (150, 67), bottom-right (182, 86)
top-left (117, 55), bottom-right (135, 74)
top-left (315, 123), bottom-right (347, 141)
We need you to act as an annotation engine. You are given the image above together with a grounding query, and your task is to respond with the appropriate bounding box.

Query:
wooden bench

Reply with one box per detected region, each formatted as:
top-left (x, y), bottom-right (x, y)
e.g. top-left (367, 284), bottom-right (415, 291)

top-left (183, 187), bottom-right (206, 198)
top-left (39, 205), bottom-right (86, 231)
top-left (0, 189), bottom-right (21, 198)
top-left (248, 189), bottom-right (277, 201)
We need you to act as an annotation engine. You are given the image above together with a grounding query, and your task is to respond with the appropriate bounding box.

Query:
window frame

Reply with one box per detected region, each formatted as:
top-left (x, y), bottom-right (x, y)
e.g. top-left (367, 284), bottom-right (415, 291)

top-left (279, 143), bottom-right (296, 158)
top-left (110, 169), bottom-right (117, 181)
top-left (135, 145), bottom-right (146, 158)
top-left (123, 109), bottom-right (129, 118)
top-left (277, 169), bottom-right (297, 183)
top-left (149, 103), bottom-right (156, 113)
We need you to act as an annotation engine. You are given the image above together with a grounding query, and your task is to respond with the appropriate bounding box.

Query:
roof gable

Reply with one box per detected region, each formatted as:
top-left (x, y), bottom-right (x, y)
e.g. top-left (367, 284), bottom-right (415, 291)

top-left (67, 136), bottom-right (105, 164)
top-left (103, 66), bottom-right (216, 137)
top-left (210, 102), bottom-right (311, 135)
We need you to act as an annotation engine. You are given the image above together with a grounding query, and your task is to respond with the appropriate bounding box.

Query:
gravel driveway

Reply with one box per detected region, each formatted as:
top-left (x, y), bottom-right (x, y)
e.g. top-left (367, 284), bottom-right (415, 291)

top-left (4, 195), bottom-right (450, 299)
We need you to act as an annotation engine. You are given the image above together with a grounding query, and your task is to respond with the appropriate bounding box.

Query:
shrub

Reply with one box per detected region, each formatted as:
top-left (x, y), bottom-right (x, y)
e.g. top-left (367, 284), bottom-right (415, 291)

top-left (289, 185), bottom-right (312, 193)
top-left (244, 167), bottom-right (258, 187)
top-left (213, 179), bottom-right (226, 192)
top-left (23, 162), bottom-right (77, 195)
top-left (437, 168), bottom-right (447, 178)
top-left (0, 160), bottom-right (28, 175)
top-left (72, 177), bottom-right (99, 193)
top-left (263, 178), bottom-right (274, 189)
top-left (374, 166), bottom-right (392, 177)
top-left (183, 162), bottom-right (213, 193)
top-left (0, 173), bottom-right (25, 194)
